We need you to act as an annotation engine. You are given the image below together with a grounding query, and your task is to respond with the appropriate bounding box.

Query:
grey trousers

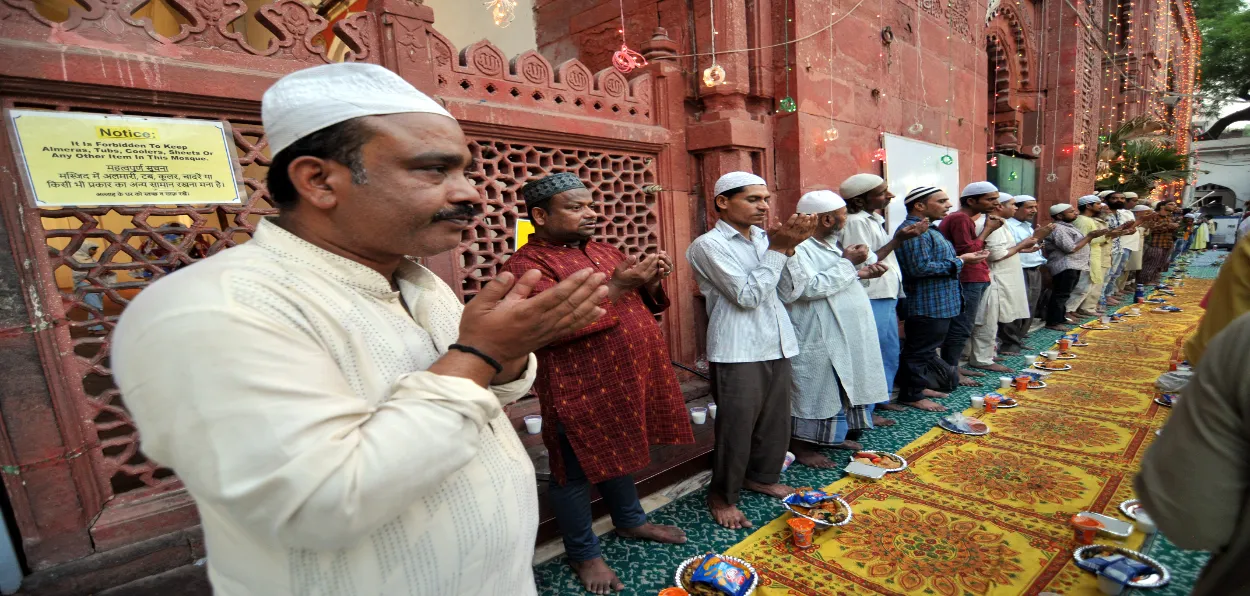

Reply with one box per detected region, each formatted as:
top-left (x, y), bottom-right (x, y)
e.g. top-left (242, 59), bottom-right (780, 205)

top-left (710, 358), bottom-right (792, 505)
top-left (998, 266), bottom-right (1043, 352)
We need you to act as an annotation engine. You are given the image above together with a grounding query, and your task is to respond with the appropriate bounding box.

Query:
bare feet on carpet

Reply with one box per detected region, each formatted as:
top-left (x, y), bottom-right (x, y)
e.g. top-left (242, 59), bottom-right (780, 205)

top-left (959, 368), bottom-right (986, 377)
top-left (707, 493), bottom-right (752, 530)
top-left (1045, 324), bottom-right (1071, 332)
top-left (832, 439), bottom-right (864, 451)
top-left (743, 479), bottom-right (795, 500)
top-left (972, 363), bottom-right (1014, 373)
top-left (906, 398), bottom-right (948, 412)
top-left (872, 414), bottom-right (897, 427)
top-left (878, 402), bottom-right (907, 411)
top-left (922, 388), bottom-right (950, 399)
top-left (992, 356), bottom-right (1004, 362)
top-left (616, 523), bottom-right (687, 545)
top-left (1000, 351), bottom-right (1020, 356)
top-left (793, 449), bottom-right (840, 469)
top-left (570, 557), bottom-right (624, 594)
top-left (959, 375), bottom-right (981, 387)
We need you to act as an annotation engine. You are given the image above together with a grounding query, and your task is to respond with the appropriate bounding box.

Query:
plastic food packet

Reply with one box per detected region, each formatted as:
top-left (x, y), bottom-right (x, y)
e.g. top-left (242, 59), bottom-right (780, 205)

top-left (783, 489), bottom-right (837, 507)
top-left (689, 554), bottom-right (753, 596)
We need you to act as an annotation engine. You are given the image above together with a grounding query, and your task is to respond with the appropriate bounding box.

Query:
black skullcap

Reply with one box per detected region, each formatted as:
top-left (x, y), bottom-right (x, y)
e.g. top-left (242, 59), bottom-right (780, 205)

top-left (520, 172), bottom-right (586, 209)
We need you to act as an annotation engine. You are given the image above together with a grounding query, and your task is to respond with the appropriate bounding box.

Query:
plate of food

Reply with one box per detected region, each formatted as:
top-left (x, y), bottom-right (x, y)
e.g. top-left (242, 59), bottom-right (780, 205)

top-left (782, 489), bottom-right (853, 528)
top-left (1027, 379), bottom-right (1047, 389)
top-left (1033, 361), bottom-right (1072, 372)
top-left (1119, 499), bottom-right (1143, 520)
top-left (1055, 351), bottom-right (1078, 360)
top-left (675, 553), bottom-right (759, 596)
top-left (1146, 298), bottom-right (1168, 304)
top-left (994, 395), bottom-right (1019, 408)
top-left (937, 414), bottom-right (989, 436)
top-left (1073, 545), bottom-right (1170, 589)
top-left (1155, 394), bottom-right (1177, 407)
top-left (1079, 323), bottom-right (1111, 330)
top-left (851, 451), bottom-right (907, 472)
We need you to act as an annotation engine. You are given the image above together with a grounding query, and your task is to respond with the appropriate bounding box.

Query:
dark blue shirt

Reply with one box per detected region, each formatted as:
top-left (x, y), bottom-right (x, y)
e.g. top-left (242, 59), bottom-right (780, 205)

top-left (896, 214), bottom-right (964, 318)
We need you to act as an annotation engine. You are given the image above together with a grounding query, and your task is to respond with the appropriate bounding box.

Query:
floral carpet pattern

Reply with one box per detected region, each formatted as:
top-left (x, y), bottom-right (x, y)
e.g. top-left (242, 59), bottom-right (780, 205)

top-left (533, 252), bottom-right (1221, 595)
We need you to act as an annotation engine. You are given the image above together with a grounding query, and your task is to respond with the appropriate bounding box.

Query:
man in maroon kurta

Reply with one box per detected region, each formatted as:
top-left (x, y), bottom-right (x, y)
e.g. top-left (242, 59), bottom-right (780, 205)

top-left (504, 172), bottom-right (693, 595)
top-left (938, 181), bottom-right (1005, 386)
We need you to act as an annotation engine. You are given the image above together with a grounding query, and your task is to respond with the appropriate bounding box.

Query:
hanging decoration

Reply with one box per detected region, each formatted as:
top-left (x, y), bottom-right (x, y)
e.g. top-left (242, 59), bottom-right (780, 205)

top-left (940, 154), bottom-right (954, 165)
top-left (824, 126), bottom-right (840, 141)
top-left (779, 97), bottom-right (797, 112)
top-left (1008, 171), bottom-right (1019, 181)
top-left (872, 148), bottom-right (887, 162)
top-left (485, 0), bottom-right (516, 28)
top-left (703, 0), bottom-right (725, 87)
top-left (778, 0), bottom-right (796, 112)
top-left (988, 155), bottom-right (999, 167)
top-left (610, 0), bottom-right (646, 73)
top-left (823, 1), bottom-right (837, 144)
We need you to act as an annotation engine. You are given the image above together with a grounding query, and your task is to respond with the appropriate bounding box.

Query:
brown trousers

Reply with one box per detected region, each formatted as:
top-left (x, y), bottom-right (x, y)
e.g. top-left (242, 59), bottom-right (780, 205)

top-left (709, 358), bottom-right (792, 504)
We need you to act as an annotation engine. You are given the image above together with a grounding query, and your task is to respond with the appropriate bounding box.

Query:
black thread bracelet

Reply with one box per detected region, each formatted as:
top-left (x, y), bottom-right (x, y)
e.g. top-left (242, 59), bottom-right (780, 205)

top-left (448, 343), bottom-right (504, 374)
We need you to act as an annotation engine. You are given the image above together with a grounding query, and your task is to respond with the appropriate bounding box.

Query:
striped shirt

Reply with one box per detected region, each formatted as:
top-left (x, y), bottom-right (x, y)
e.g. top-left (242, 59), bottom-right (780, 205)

top-left (1045, 220), bottom-right (1091, 275)
top-left (686, 219), bottom-right (805, 363)
top-left (838, 211), bottom-right (902, 299)
top-left (895, 214), bottom-right (964, 319)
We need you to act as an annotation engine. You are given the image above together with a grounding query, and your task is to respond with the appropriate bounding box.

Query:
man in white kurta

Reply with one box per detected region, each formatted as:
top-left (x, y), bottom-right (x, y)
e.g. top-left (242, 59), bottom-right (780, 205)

top-left (111, 63), bottom-right (610, 595)
top-left (968, 194), bottom-right (1036, 371)
top-left (780, 191), bottom-right (890, 467)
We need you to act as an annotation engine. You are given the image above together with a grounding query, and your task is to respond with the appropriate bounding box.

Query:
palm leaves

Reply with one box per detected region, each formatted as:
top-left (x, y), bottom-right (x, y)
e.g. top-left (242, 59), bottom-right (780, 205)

top-left (1094, 140), bottom-right (1197, 195)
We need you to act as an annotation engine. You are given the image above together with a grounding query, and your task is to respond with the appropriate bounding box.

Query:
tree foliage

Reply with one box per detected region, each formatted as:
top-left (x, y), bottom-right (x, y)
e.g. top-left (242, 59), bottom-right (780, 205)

top-left (1195, 0), bottom-right (1250, 139)
top-left (1095, 140), bottom-right (1197, 195)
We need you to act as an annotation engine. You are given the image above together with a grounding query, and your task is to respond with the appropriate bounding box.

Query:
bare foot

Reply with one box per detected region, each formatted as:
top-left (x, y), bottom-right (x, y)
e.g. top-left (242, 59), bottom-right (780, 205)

top-left (959, 368), bottom-right (986, 377)
top-left (743, 479), bottom-right (795, 499)
top-left (906, 398), bottom-right (948, 412)
top-left (872, 414), bottom-right (897, 427)
top-left (972, 363), bottom-right (1014, 373)
top-left (707, 493), bottom-right (752, 530)
top-left (569, 558), bottom-right (624, 595)
top-left (959, 375), bottom-right (981, 387)
top-left (878, 402), bottom-right (907, 412)
top-left (832, 440), bottom-right (864, 451)
top-left (793, 450), bottom-right (840, 469)
top-left (992, 356), bottom-right (1004, 362)
top-left (1000, 351), bottom-right (1020, 356)
top-left (616, 523), bottom-right (687, 544)
top-left (1045, 325), bottom-right (1071, 332)
top-left (922, 388), bottom-right (950, 399)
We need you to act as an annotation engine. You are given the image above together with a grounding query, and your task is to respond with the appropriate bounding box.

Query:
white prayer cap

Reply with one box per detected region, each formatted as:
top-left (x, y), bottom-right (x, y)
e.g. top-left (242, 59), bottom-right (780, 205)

top-left (1049, 203), bottom-right (1073, 216)
top-left (1013, 194), bottom-right (1037, 204)
top-left (714, 172), bottom-right (767, 197)
top-left (1132, 205), bottom-right (1152, 212)
top-left (1185, 213), bottom-right (1197, 219)
top-left (961, 181), bottom-right (998, 197)
top-left (262, 63), bottom-right (454, 157)
top-left (904, 186), bottom-right (943, 204)
top-left (1097, 190), bottom-right (1116, 198)
top-left (796, 190), bottom-right (846, 214)
top-left (997, 193), bottom-right (1014, 203)
top-left (1123, 192), bottom-right (1139, 198)
top-left (839, 174), bottom-right (885, 199)
top-left (1077, 195), bottom-right (1101, 207)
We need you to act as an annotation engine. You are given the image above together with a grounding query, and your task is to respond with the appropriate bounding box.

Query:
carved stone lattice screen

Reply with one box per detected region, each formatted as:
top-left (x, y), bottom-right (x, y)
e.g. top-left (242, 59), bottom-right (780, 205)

top-left (458, 138), bottom-right (660, 300)
top-left (5, 98), bottom-right (277, 506)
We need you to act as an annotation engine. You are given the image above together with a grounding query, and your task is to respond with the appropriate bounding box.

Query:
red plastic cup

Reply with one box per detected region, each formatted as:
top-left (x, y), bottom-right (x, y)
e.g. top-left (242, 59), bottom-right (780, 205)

top-left (984, 396), bottom-right (1000, 413)
top-left (1058, 338), bottom-right (1072, 351)
top-left (1071, 515), bottom-right (1102, 545)
top-left (788, 517), bottom-right (815, 548)
top-left (1015, 376), bottom-right (1029, 391)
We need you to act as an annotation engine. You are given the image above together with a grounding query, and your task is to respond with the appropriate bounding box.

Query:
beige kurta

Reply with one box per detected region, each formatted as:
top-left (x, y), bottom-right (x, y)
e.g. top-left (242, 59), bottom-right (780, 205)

top-left (112, 220), bottom-right (540, 596)
top-left (976, 225), bottom-right (1031, 325)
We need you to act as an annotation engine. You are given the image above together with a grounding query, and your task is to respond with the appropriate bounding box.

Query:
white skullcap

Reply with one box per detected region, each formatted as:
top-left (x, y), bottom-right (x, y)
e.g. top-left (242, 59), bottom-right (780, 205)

top-left (1123, 192), bottom-right (1138, 198)
top-left (904, 186), bottom-right (943, 204)
top-left (1049, 203), bottom-right (1073, 216)
top-left (1132, 205), bottom-right (1152, 212)
top-left (1185, 213), bottom-right (1197, 219)
top-left (961, 181), bottom-right (998, 197)
top-left (839, 174), bottom-right (885, 199)
top-left (1077, 195), bottom-right (1101, 207)
top-left (714, 172), bottom-right (767, 197)
top-left (1013, 194), bottom-right (1037, 204)
top-left (262, 63), bottom-right (454, 157)
top-left (796, 190), bottom-right (846, 214)
top-left (1097, 190), bottom-right (1115, 198)
top-left (997, 193), bottom-right (1014, 203)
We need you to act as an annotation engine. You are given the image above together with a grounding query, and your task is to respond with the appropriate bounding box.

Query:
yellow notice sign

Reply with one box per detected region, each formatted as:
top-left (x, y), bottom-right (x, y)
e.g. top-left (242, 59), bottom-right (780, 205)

top-left (7, 110), bottom-right (244, 207)
top-left (514, 218), bottom-right (535, 249)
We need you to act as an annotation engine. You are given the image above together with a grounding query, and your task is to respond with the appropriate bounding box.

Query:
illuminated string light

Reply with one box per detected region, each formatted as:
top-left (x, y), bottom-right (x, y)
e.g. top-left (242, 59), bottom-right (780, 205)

top-left (485, 0), bottom-right (516, 28)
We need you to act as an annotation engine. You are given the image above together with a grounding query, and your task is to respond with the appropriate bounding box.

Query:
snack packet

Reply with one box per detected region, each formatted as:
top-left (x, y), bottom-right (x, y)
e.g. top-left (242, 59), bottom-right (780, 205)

top-left (690, 554), bottom-right (753, 596)
top-left (783, 489), bottom-right (837, 507)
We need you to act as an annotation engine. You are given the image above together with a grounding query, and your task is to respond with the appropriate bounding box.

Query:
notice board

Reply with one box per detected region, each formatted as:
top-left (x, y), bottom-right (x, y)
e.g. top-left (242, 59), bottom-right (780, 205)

top-left (882, 134), bottom-right (961, 234)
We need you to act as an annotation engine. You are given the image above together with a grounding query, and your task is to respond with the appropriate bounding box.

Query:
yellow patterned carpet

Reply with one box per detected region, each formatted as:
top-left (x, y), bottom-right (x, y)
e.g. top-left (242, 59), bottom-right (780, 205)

top-left (725, 279), bottom-right (1210, 596)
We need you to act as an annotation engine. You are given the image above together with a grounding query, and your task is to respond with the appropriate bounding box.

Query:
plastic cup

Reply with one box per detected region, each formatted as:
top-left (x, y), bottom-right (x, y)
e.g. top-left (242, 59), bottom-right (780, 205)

top-left (523, 415), bottom-right (542, 434)
top-left (788, 517), bottom-right (816, 548)
top-left (1131, 307), bottom-right (1141, 315)
top-left (984, 396), bottom-right (999, 413)
top-left (1168, 360), bottom-right (1179, 371)
top-left (1135, 511), bottom-right (1157, 535)
top-left (658, 589), bottom-right (690, 596)
top-left (1058, 338), bottom-right (1072, 351)
top-left (999, 376), bottom-right (1012, 389)
top-left (1015, 376), bottom-right (1029, 391)
top-left (1071, 514), bottom-right (1102, 545)
top-left (690, 407), bottom-right (707, 425)
top-left (1042, 350), bottom-right (1058, 360)
top-left (970, 395), bottom-right (986, 409)
top-left (1023, 354), bottom-right (1038, 365)
top-left (707, 403), bottom-right (718, 419)
top-left (1100, 315), bottom-right (1111, 325)
top-left (1097, 574), bottom-right (1127, 595)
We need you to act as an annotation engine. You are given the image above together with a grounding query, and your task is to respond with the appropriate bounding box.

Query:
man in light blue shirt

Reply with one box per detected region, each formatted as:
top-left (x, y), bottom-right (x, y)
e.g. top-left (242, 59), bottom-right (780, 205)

top-left (999, 195), bottom-right (1053, 352)
top-left (686, 171), bottom-right (815, 530)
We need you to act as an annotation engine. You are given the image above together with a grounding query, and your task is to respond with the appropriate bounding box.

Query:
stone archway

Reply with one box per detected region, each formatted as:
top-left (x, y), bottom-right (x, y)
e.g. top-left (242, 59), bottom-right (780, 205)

top-left (985, 2), bottom-right (1039, 154)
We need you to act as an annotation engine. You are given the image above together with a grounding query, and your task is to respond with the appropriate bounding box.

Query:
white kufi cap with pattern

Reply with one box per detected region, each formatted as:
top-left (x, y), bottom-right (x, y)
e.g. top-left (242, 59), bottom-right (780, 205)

top-left (262, 63), bottom-right (454, 157)
top-left (796, 190), bottom-right (846, 214)
top-left (1077, 195), bottom-right (1101, 207)
top-left (1050, 203), bottom-right (1073, 216)
top-left (1013, 194), bottom-right (1036, 204)
top-left (997, 192), bottom-right (1014, 203)
top-left (714, 172), bottom-right (767, 197)
top-left (839, 174), bottom-right (885, 199)
top-left (961, 181), bottom-right (998, 197)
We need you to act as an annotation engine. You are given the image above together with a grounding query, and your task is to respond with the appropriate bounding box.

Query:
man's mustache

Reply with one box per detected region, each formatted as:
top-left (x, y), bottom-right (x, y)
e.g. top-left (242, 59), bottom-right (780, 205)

top-left (431, 205), bottom-right (480, 222)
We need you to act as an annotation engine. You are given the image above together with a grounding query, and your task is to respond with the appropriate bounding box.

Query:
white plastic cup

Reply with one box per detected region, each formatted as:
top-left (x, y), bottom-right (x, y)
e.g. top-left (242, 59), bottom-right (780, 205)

top-left (1097, 574), bottom-right (1127, 595)
top-left (1100, 314), bottom-right (1111, 325)
top-left (970, 395), bottom-right (986, 409)
top-left (780, 451), bottom-right (796, 474)
top-left (707, 403), bottom-right (718, 419)
top-left (999, 376), bottom-right (1012, 389)
top-left (690, 407), bottom-right (707, 425)
top-left (523, 415), bottom-right (542, 434)
top-left (1131, 307), bottom-right (1141, 315)
top-left (1042, 350), bottom-right (1058, 360)
top-left (1023, 354), bottom-right (1038, 365)
top-left (1135, 511), bottom-right (1157, 535)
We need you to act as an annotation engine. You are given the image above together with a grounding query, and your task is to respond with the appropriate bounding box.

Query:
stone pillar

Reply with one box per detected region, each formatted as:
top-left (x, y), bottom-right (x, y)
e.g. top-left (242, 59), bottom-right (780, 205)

top-left (1036, 0), bottom-right (1103, 213)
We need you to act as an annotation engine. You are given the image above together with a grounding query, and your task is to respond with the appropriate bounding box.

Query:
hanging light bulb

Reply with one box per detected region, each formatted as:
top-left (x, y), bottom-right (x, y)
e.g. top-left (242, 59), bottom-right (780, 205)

top-left (485, 0), bottom-right (516, 27)
top-left (1118, 175), bottom-right (1127, 183)
top-left (703, 64), bottom-right (726, 87)
top-left (612, 44), bottom-right (647, 74)
top-left (824, 125), bottom-right (840, 142)
top-left (779, 97), bottom-right (797, 112)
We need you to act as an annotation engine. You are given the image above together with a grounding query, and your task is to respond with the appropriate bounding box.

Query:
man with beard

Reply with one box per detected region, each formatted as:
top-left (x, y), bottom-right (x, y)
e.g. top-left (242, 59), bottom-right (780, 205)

top-left (780, 190), bottom-right (891, 466)
top-left (503, 172), bottom-right (694, 594)
top-left (939, 181), bottom-right (1006, 386)
top-left (999, 195), bottom-right (1054, 353)
top-left (837, 174), bottom-right (931, 416)
top-left (967, 193), bottom-right (1038, 373)
top-left (1098, 191), bottom-right (1135, 305)
top-left (111, 63), bottom-right (610, 595)
top-left (895, 187), bottom-right (989, 412)
top-left (1119, 192), bottom-right (1145, 291)
top-left (686, 172), bottom-right (816, 529)
top-left (1070, 195), bottom-right (1109, 317)
top-left (1044, 201), bottom-right (1109, 330)
top-left (1140, 201), bottom-right (1181, 286)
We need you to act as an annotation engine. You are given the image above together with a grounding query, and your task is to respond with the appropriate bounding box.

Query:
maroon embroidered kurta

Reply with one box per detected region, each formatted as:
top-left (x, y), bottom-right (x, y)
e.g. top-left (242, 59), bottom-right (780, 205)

top-left (504, 238), bottom-right (694, 485)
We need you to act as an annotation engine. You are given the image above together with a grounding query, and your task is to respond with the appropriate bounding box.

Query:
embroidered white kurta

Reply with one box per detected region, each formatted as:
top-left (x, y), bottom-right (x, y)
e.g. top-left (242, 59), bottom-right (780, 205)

top-left (112, 220), bottom-right (540, 596)
top-left (779, 236), bottom-right (888, 419)
top-left (976, 225), bottom-right (1031, 325)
